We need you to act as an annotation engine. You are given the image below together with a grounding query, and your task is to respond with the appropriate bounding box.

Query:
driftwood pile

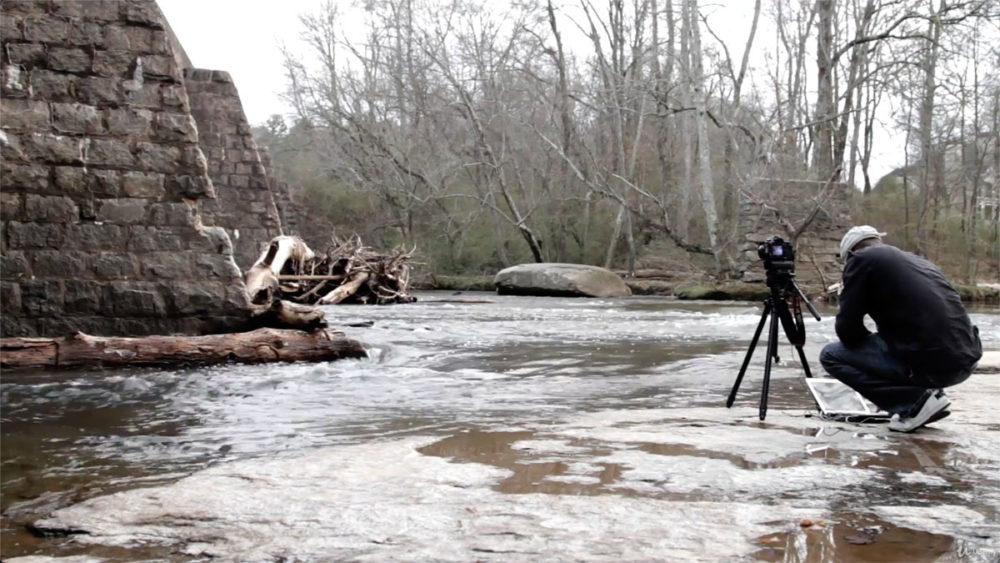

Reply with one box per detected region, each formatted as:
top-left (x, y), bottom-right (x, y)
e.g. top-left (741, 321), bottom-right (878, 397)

top-left (245, 235), bottom-right (416, 308)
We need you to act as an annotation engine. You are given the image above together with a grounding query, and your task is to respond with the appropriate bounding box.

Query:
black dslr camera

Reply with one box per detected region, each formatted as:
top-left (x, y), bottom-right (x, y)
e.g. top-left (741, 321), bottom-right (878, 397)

top-left (757, 235), bottom-right (795, 275)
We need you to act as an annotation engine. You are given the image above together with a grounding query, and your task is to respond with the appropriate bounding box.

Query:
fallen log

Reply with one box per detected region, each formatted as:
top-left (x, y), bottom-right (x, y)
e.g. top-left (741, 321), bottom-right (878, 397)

top-left (318, 272), bottom-right (369, 305)
top-left (0, 328), bottom-right (367, 370)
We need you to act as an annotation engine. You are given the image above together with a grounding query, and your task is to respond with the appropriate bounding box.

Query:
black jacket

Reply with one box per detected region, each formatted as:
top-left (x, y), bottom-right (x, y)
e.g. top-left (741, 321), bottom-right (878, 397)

top-left (835, 244), bottom-right (982, 377)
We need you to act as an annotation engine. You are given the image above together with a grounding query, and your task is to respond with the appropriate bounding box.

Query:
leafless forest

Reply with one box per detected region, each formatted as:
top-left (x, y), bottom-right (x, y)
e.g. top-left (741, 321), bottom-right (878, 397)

top-left (252, 0), bottom-right (1000, 282)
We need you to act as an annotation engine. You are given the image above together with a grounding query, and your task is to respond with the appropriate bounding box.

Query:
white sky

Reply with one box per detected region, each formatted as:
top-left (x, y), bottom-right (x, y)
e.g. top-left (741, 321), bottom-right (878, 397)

top-left (157, 0), bottom-right (307, 124)
top-left (157, 0), bottom-right (904, 183)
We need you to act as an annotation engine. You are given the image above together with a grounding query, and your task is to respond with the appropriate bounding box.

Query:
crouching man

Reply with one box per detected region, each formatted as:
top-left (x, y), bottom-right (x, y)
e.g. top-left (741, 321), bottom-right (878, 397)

top-left (820, 226), bottom-right (982, 432)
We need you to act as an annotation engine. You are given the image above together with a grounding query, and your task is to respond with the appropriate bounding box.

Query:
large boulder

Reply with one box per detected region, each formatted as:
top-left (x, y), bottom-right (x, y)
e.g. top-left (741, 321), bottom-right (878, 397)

top-left (493, 263), bottom-right (632, 297)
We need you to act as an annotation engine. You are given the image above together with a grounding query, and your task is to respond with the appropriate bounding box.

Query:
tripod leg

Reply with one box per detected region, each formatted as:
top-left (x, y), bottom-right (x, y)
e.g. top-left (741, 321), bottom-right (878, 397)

top-left (795, 346), bottom-right (813, 378)
top-left (727, 301), bottom-right (772, 408)
top-left (759, 303), bottom-right (780, 420)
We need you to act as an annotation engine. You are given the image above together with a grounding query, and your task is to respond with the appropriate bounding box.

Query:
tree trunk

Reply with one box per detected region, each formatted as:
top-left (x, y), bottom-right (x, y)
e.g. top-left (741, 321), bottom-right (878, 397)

top-left (1, 328), bottom-right (367, 370)
top-left (813, 0), bottom-right (836, 179)
top-left (687, 0), bottom-right (720, 265)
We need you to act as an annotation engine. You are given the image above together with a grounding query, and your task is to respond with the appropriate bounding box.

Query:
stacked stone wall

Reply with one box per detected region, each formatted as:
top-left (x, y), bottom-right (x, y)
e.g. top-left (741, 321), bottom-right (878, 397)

top-left (183, 68), bottom-right (291, 269)
top-left (739, 180), bottom-right (853, 289)
top-left (1, 0), bottom-right (250, 337)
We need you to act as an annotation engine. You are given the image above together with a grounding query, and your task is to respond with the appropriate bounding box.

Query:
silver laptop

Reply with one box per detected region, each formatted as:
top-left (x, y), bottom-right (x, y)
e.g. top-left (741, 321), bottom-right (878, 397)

top-left (806, 378), bottom-right (891, 421)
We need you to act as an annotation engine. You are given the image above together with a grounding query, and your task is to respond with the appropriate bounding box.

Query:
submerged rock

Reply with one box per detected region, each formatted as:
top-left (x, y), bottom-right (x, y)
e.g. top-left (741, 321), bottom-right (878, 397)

top-left (494, 263), bottom-right (631, 297)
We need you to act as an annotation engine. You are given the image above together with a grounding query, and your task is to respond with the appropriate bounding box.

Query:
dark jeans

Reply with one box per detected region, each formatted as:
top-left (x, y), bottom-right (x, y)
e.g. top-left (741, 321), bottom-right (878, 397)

top-left (819, 334), bottom-right (972, 415)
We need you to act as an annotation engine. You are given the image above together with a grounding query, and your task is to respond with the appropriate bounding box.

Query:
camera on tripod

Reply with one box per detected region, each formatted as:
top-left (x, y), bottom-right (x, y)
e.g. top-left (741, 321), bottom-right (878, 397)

top-left (727, 235), bottom-right (821, 420)
top-left (758, 236), bottom-right (795, 275)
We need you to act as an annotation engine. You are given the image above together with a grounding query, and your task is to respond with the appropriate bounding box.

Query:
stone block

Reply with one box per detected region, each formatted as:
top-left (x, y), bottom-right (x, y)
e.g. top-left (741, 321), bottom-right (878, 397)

top-left (106, 107), bottom-right (153, 136)
top-left (51, 102), bottom-right (105, 134)
top-left (1, 193), bottom-right (23, 220)
top-left (36, 316), bottom-right (99, 337)
top-left (135, 142), bottom-right (181, 173)
top-left (154, 111), bottom-right (197, 142)
top-left (54, 0), bottom-right (119, 22)
top-left (30, 249), bottom-right (88, 278)
top-left (181, 145), bottom-right (209, 172)
top-left (88, 138), bottom-right (136, 167)
top-left (93, 50), bottom-right (135, 77)
top-left (55, 167), bottom-right (122, 198)
top-left (2, 65), bottom-right (30, 98)
top-left (0, 315), bottom-right (31, 338)
top-left (62, 280), bottom-right (101, 314)
top-left (65, 223), bottom-right (125, 250)
top-left (139, 251), bottom-right (193, 280)
top-left (0, 251), bottom-right (31, 277)
top-left (127, 226), bottom-right (183, 252)
top-left (141, 55), bottom-right (177, 81)
top-left (161, 84), bottom-right (187, 109)
top-left (68, 21), bottom-right (105, 46)
top-left (193, 253), bottom-right (241, 280)
top-left (93, 252), bottom-right (138, 279)
top-left (48, 47), bottom-right (91, 73)
top-left (227, 174), bottom-right (249, 189)
top-left (96, 199), bottom-right (147, 224)
top-left (2, 162), bottom-right (50, 192)
top-left (148, 30), bottom-right (171, 55)
top-left (53, 166), bottom-right (86, 195)
top-left (0, 132), bottom-right (26, 160)
top-left (112, 317), bottom-right (174, 337)
top-left (6, 221), bottom-right (65, 249)
top-left (102, 26), bottom-right (130, 50)
top-left (21, 279), bottom-right (63, 316)
top-left (122, 171), bottom-right (165, 198)
top-left (22, 133), bottom-right (82, 164)
top-left (0, 14), bottom-right (23, 41)
top-left (0, 282), bottom-right (22, 314)
top-left (23, 16), bottom-right (70, 43)
top-left (0, 98), bottom-right (50, 130)
top-left (121, 27), bottom-right (169, 54)
top-left (87, 169), bottom-right (122, 197)
top-left (28, 69), bottom-right (74, 100)
top-left (168, 281), bottom-right (222, 315)
top-left (165, 174), bottom-right (212, 198)
top-left (147, 202), bottom-right (195, 226)
top-left (126, 83), bottom-right (160, 108)
top-left (123, 0), bottom-right (165, 28)
top-left (102, 282), bottom-right (165, 317)
top-left (223, 285), bottom-right (251, 314)
top-left (24, 194), bottom-right (78, 223)
top-left (5, 43), bottom-right (46, 65)
top-left (76, 197), bottom-right (96, 221)
top-left (185, 225), bottom-right (233, 256)
top-left (76, 76), bottom-right (122, 105)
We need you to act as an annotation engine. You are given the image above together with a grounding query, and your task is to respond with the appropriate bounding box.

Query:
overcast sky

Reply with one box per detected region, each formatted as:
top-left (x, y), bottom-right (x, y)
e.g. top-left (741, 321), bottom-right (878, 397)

top-left (157, 0), bottom-right (903, 182)
top-left (158, 0), bottom-right (307, 124)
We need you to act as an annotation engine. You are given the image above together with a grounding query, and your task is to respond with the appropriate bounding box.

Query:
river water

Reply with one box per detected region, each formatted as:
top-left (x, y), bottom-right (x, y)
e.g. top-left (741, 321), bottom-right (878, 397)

top-left (2, 292), bottom-right (999, 561)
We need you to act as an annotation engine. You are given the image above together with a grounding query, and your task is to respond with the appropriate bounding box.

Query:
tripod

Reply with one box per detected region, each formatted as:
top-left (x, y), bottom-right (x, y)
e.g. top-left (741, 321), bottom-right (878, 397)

top-left (726, 269), bottom-right (821, 420)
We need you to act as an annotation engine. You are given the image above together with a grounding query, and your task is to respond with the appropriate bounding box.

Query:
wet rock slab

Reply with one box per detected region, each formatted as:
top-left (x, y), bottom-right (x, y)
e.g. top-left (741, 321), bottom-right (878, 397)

top-left (20, 374), bottom-right (1000, 562)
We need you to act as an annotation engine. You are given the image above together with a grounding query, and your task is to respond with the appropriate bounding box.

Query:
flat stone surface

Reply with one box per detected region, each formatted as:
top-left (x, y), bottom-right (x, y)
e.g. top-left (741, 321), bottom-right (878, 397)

top-left (22, 372), bottom-right (1000, 561)
top-left (977, 351), bottom-right (1000, 373)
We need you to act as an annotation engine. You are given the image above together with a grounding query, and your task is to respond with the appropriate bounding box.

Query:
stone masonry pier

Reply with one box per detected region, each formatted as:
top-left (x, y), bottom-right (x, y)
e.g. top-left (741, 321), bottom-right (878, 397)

top-left (0, 0), bottom-right (298, 337)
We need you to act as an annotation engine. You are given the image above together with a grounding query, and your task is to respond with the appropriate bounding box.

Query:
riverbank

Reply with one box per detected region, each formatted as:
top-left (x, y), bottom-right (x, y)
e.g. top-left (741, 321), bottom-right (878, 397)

top-left (415, 274), bottom-right (1000, 304)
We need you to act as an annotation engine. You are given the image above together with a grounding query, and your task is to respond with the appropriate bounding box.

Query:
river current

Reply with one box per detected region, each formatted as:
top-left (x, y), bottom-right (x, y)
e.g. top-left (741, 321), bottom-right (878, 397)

top-left (3, 292), bottom-right (999, 559)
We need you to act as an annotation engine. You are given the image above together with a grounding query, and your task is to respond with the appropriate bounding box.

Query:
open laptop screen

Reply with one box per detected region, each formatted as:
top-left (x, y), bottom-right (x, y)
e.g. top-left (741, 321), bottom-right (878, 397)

top-left (806, 378), bottom-right (891, 419)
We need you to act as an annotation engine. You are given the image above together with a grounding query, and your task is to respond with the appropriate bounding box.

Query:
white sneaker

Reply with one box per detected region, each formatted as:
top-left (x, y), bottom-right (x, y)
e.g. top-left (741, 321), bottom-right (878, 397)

top-left (889, 390), bottom-right (951, 433)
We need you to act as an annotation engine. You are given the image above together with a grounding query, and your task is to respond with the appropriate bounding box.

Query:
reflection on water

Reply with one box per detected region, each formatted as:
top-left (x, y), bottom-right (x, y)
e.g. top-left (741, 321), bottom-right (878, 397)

top-left (2, 292), bottom-right (998, 558)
